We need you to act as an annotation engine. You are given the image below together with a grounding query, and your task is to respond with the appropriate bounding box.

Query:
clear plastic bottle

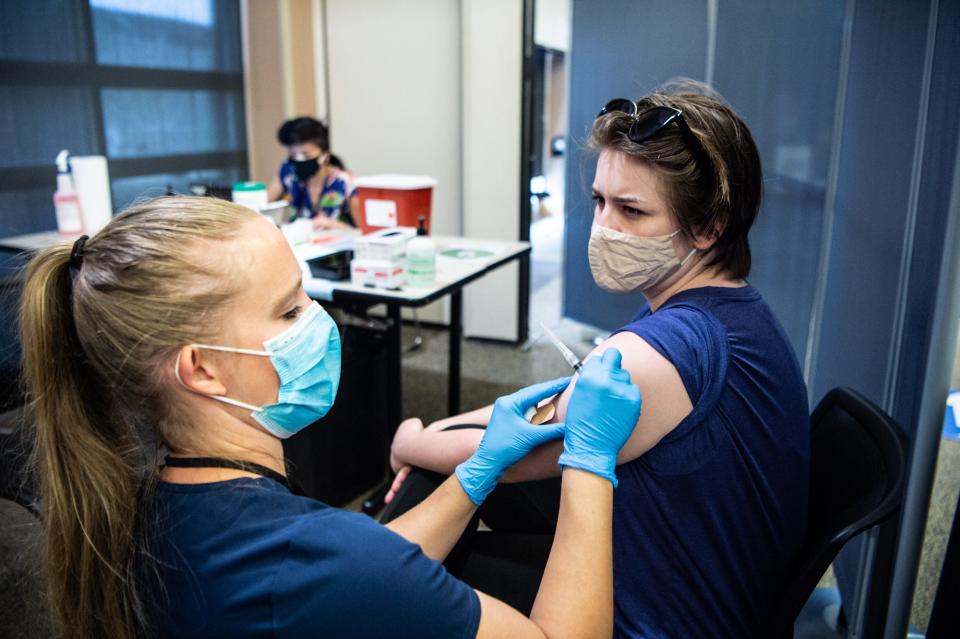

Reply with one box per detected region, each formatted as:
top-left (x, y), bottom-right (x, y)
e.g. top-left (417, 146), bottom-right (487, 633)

top-left (405, 215), bottom-right (436, 287)
top-left (53, 150), bottom-right (84, 234)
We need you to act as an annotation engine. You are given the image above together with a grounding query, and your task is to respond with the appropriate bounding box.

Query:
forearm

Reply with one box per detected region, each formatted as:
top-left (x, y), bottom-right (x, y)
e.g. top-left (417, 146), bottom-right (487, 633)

top-left (424, 405), bottom-right (494, 432)
top-left (501, 440), bottom-right (563, 483)
top-left (530, 469), bottom-right (614, 639)
top-left (384, 475), bottom-right (477, 561)
top-left (392, 403), bottom-right (561, 478)
top-left (267, 177), bottom-right (284, 202)
top-left (393, 427), bottom-right (484, 475)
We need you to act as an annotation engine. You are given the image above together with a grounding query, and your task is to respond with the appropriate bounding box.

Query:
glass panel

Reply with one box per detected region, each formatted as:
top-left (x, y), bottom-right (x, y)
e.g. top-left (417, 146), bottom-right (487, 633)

top-left (91, 0), bottom-right (241, 71)
top-left (0, 187), bottom-right (59, 237)
top-left (561, 0), bottom-right (710, 332)
top-left (101, 88), bottom-right (245, 158)
top-left (713, 0), bottom-right (846, 362)
top-left (0, 85), bottom-right (99, 168)
top-left (111, 167), bottom-right (245, 211)
top-left (0, 0), bottom-right (88, 63)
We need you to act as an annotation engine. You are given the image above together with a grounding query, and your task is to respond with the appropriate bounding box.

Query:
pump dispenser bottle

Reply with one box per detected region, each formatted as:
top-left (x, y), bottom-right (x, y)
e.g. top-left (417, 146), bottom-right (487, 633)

top-left (53, 150), bottom-right (84, 234)
top-left (406, 215), bottom-right (436, 287)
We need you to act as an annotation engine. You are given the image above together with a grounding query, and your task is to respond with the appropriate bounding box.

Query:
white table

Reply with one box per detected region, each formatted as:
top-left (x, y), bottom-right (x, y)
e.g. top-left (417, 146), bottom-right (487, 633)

top-left (0, 231), bottom-right (64, 252)
top-left (293, 233), bottom-right (530, 512)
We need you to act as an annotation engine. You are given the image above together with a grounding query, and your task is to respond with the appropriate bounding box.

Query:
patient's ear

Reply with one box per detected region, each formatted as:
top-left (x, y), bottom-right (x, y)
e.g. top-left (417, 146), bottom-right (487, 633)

top-left (173, 345), bottom-right (227, 396)
top-left (691, 219), bottom-right (724, 251)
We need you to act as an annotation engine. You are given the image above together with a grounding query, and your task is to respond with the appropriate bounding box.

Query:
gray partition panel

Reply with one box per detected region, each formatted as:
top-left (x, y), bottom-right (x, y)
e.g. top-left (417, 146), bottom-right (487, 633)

top-left (563, 0), bottom-right (707, 331)
top-left (712, 0), bottom-right (845, 363)
top-left (808, 1), bottom-right (933, 415)
top-left (812, 3), bottom-right (936, 629)
top-left (882, 2), bottom-right (960, 635)
top-left (563, 0), bottom-right (960, 636)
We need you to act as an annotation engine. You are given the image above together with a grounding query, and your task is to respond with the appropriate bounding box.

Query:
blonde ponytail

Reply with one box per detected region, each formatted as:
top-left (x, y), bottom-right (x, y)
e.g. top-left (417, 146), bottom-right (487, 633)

top-left (19, 196), bottom-right (258, 638)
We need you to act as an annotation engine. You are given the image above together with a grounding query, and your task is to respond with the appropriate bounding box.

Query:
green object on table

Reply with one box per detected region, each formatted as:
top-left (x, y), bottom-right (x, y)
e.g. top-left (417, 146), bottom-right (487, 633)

top-left (440, 248), bottom-right (496, 260)
top-left (232, 181), bottom-right (266, 191)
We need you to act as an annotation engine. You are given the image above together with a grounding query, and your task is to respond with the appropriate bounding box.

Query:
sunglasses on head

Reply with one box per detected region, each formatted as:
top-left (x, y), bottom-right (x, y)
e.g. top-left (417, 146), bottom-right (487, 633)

top-left (597, 99), bottom-right (712, 181)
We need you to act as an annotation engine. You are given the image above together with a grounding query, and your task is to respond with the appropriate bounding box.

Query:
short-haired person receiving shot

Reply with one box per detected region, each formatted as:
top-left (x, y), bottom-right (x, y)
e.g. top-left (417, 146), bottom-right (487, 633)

top-left (388, 81), bottom-right (810, 637)
top-left (19, 196), bottom-right (642, 638)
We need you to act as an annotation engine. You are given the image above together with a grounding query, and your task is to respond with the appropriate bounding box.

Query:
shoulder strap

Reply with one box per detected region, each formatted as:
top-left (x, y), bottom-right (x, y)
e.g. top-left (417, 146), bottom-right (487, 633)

top-left (162, 456), bottom-right (300, 494)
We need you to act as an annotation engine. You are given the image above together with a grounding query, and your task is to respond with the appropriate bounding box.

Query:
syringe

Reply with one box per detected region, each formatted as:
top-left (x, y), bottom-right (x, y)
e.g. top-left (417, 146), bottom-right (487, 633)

top-left (540, 323), bottom-right (583, 373)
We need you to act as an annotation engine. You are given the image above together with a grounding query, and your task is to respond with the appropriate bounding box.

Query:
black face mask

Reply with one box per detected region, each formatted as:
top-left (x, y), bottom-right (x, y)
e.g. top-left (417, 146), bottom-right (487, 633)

top-left (290, 156), bottom-right (320, 182)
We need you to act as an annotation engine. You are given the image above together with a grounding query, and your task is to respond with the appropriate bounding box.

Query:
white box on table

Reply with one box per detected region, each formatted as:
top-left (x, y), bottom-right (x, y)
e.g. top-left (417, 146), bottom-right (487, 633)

top-left (353, 227), bottom-right (416, 262)
top-left (350, 257), bottom-right (406, 289)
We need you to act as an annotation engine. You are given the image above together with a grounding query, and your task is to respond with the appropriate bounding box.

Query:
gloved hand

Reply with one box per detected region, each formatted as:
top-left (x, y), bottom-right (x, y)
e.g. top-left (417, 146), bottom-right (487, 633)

top-left (557, 349), bottom-right (642, 487)
top-left (455, 377), bottom-right (571, 505)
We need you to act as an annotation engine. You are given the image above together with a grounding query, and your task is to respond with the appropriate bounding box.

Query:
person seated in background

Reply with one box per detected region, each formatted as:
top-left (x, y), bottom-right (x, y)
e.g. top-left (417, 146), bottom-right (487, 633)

top-left (386, 79), bottom-right (811, 638)
top-left (267, 116), bottom-right (357, 230)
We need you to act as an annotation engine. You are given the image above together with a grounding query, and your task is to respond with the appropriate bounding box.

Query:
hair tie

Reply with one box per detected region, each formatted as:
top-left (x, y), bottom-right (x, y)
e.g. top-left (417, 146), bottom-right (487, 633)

top-left (70, 235), bottom-right (89, 270)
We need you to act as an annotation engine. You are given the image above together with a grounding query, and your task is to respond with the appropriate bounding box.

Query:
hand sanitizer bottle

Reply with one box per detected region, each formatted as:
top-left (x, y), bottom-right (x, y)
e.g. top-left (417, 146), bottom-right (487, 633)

top-left (406, 215), bottom-right (436, 287)
top-left (53, 150), bottom-right (84, 234)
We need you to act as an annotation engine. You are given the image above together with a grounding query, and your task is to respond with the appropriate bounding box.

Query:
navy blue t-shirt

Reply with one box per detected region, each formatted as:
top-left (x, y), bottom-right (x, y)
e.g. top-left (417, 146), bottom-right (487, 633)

top-left (147, 478), bottom-right (480, 639)
top-left (612, 285), bottom-right (809, 638)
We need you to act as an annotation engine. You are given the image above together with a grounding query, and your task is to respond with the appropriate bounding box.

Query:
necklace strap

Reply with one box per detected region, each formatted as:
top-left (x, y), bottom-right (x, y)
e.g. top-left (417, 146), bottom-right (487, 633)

top-left (162, 456), bottom-right (295, 492)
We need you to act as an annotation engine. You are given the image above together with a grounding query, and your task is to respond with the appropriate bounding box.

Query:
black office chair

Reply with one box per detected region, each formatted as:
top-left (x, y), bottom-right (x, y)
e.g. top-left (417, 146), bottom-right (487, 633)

top-left (766, 386), bottom-right (907, 637)
top-left (0, 411), bottom-right (37, 516)
top-left (0, 270), bottom-right (37, 515)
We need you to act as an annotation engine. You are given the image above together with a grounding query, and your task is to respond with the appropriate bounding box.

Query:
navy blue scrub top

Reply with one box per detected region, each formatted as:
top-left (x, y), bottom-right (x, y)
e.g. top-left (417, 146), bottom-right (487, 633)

top-left (147, 477), bottom-right (480, 639)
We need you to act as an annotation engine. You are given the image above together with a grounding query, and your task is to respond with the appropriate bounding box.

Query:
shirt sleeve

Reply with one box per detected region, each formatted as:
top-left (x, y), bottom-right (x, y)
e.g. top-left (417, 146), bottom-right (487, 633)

top-left (614, 303), bottom-right (729, 444)
top-left (278, 162), bottom-right (292, 196)
top-left (616, 304), bottom-right (726, 407)
top-left (339, 169), bottom-right (357, 197)
top-left (271, 510), bottom-right (481, 639)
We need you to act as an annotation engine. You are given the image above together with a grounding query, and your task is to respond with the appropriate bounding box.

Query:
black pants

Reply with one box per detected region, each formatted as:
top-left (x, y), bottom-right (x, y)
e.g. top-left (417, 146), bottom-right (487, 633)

top-left (380, 424), bottom-right (561, 612)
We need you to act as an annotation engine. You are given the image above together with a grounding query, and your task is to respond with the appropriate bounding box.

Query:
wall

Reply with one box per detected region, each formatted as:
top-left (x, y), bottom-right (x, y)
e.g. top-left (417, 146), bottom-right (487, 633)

top-left (242, 0), bottom-right (320, 184)
top-left (242, 0), bottom-right (285, 184)
top-left (563, 0), bottom-right (707, 332)
top-left (280, 0), bottom-right (318, 119)
top-left (324, 0), bottom-right (462, 240)
top-left (461, 0), bottom-right (523, 340)
top-left (323, 0), bottom-right (464, 324)
top-left (535, 0), bottom-right (570, 51)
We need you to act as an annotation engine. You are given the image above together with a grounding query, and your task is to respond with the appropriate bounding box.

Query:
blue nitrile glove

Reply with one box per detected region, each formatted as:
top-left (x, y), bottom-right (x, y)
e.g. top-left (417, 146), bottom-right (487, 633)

top-left (455, 377), bottom-right (571, 505)
top-left (557, 349), bottom-right (642, 487)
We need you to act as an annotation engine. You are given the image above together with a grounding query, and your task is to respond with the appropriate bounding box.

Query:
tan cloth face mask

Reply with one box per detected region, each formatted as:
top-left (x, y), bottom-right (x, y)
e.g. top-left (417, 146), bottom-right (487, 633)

top-left (587, 220), bottom-right (697, 293)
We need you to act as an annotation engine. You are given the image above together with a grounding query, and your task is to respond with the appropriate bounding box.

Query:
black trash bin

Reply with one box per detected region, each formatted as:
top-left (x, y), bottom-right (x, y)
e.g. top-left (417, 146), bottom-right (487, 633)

top-left (283, 317), bottom-right (389, 506)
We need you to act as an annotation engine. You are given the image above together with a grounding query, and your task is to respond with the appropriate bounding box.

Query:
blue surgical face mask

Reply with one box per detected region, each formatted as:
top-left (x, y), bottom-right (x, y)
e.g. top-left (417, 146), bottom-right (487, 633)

top-left (174, 301), bottom-right (341, 438)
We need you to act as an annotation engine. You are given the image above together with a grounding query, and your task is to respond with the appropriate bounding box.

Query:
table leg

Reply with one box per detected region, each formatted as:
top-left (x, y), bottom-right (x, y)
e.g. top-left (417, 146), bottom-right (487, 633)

top-left (386, 303), bottom-right (403, 431)
top-left (449, 289), bottom-right (463, 416)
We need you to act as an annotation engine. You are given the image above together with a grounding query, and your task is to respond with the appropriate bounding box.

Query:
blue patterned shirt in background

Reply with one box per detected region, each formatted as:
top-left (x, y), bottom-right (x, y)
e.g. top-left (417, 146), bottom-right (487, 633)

top-left (279, 162), bottom-right (356, 225)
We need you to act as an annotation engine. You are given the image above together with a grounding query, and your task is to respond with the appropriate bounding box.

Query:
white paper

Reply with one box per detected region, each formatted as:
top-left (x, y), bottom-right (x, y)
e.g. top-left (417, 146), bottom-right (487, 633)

top-left (364, 199), bottom-right (398, 227)
top-left (71, 155), bottom-right (113, 234)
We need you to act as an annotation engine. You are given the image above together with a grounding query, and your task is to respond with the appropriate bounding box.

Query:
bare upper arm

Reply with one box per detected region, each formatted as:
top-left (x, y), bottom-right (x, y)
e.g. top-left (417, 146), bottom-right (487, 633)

top-left (504, 331), bottom-right (691, 481)
top-left (554, 331), bottom-right (692, 464)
